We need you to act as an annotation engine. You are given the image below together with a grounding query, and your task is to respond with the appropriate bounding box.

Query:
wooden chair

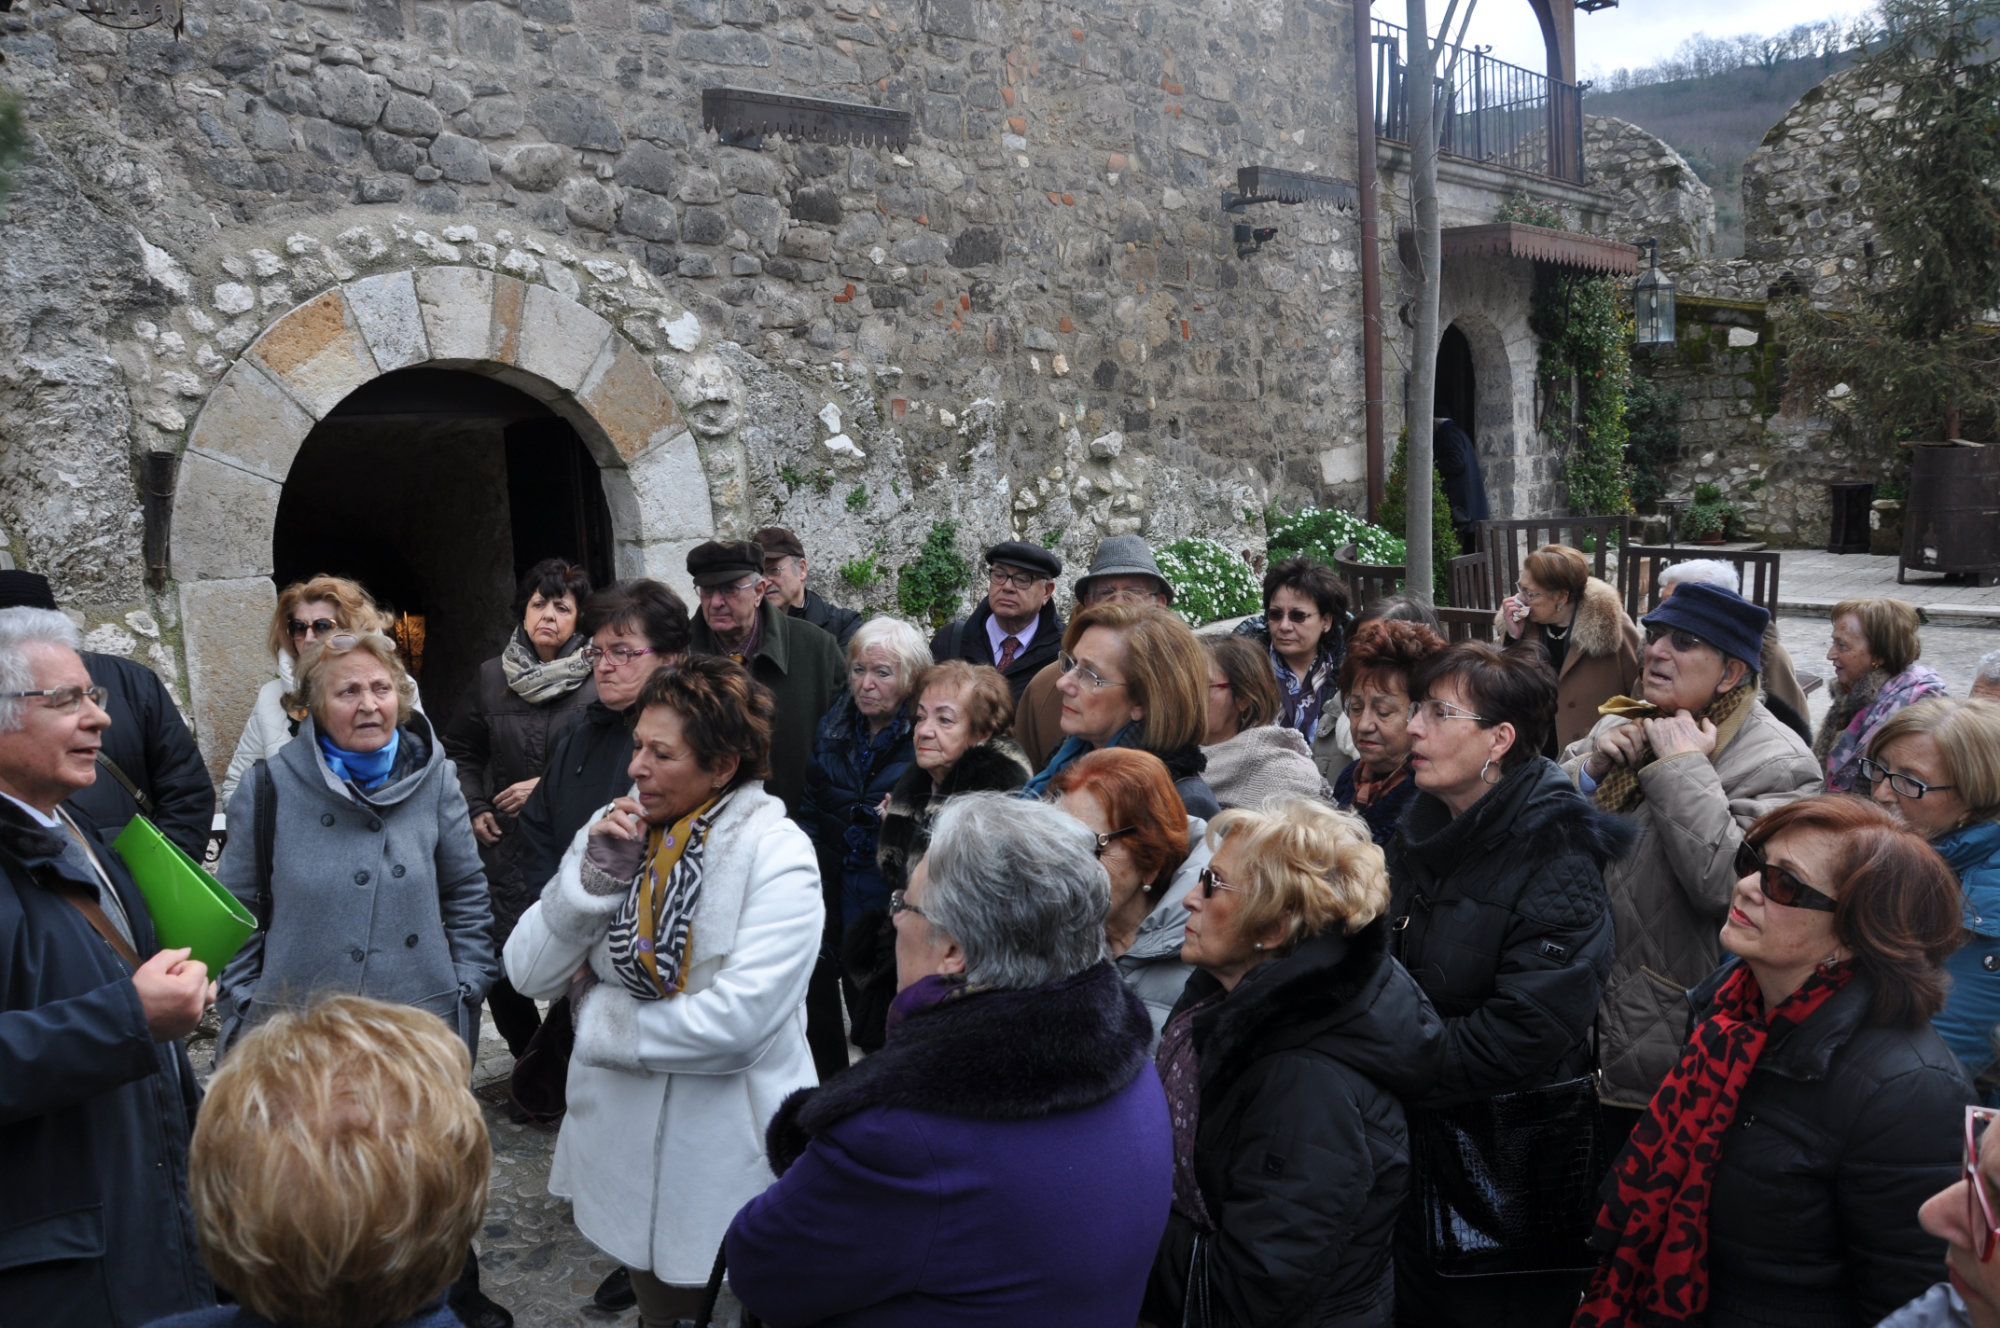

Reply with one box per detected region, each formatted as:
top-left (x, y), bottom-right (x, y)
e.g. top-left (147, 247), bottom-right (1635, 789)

top-left (1333, 544), bottom-right (1404, 610)
top-left (1448, 551), bottom-right (1497, 611)
top-left (1476, 516), bottom-right (1632, 604)
top-left (1436, 606), bottom-right (1497, 644)
top-left (1620, 545), bottom-right (1782, 623)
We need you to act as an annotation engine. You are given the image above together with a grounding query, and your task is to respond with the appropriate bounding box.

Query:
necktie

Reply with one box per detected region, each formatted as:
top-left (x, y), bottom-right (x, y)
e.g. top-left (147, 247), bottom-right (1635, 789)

top-left (998, 636), bottom-right (1021, 671)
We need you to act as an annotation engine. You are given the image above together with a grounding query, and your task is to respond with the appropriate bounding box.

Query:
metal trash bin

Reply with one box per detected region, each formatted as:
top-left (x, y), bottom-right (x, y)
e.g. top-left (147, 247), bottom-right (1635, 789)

top-left (1826, 482), bottom-right (1875, 555)
top-left (1900, 443), bottom-right (2000, 586)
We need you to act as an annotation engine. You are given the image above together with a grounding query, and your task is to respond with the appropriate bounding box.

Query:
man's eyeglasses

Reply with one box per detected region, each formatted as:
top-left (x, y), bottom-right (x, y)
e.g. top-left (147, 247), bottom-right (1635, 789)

top-left (1408, 698), bottom-right (1489, 724)
top-left (888, 889), bottom-right (928, 920)
top-left (1859, 756), bottom-right (1956, 800)
top-left (288, 617), bottom-right (338, 639)
top-left (1197, 865), bottom-right (1245, 898)
top-left (988, 565), bottom-right (1043, 591)
top-left (0, 685), bottom-right (109, 714)
top-left (1966, 1106), bottom-right (2000, 1263)
top-left (581, 644), bottom-right (658, 667)
top-left (697, 578), bottom-right (760, 600)
top-left (1058, 653), bottom-right (1126, 690)
top-left (1733, 841), bottom-right (1839, 913)
top-left (1092, 826), bottom-right (1137, 858)
top-left (1645, 624), bottom-right (1714, 654)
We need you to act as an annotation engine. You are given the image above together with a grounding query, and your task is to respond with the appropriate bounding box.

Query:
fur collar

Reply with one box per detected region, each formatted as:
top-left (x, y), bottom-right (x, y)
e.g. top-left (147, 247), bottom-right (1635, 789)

top-left (1195, 918), bottom-right (1402, 1095)
top-left (764, 960), bottom-right (1152, 1174)
top-left (1495, 576), bottom-right (1627, 662)
top-left (884, 736), bottom-right (1032, 822)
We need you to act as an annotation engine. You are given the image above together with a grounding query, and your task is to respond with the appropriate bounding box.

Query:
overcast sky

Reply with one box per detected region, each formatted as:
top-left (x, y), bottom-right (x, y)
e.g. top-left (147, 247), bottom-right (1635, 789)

top-left (1448, 0), bottom-right (1863, 79)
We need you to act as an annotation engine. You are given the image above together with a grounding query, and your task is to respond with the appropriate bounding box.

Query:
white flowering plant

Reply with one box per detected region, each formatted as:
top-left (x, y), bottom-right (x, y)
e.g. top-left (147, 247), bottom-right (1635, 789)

top-left (1267, 508), bottom-right (1406, 568)
top-left (1156, 538), bottom-right (1262, 626)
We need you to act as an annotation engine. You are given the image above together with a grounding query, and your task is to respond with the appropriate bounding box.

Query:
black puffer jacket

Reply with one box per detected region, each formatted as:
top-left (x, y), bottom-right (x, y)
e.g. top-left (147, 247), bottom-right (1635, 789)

top-left (1147, 920), bottom-right (1442, 1328)
top-left (510, 700), bottom-right (634, 902)
top-left (441, 633), bottom-right (597, 940)
top-left (1385, 758), bottom-right (1630, 1107)
top-left (1688, 962), bottom-right (1972, 1328)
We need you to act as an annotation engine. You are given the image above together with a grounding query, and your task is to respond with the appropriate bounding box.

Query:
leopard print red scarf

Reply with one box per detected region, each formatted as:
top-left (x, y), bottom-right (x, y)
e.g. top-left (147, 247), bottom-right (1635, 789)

top-left (1573, 960), bottom-right (1854, 1326)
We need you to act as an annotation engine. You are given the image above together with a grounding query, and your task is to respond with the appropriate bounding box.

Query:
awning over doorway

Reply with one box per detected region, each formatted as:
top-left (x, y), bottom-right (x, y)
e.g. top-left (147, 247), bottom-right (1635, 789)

top-left (1397, 221), bottom-right (1637, 277)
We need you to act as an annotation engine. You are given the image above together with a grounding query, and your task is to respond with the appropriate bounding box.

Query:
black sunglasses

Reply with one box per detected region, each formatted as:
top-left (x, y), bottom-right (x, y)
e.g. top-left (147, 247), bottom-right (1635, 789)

top-left (1733, 841), bottom-right (1839, 913)
top-left (1644, 624), bottom-right (1713, 654)
top-left (288, 616), bottom-right (337, 638)
top-left (1092, 826), bottom-right (1137, 858)
top-left (1196, 865), bottom-right (1245, 898)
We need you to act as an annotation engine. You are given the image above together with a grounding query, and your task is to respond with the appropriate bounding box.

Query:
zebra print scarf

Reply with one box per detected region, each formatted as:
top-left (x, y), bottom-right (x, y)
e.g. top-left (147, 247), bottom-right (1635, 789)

top-left (606, 791), bottom-right (729, 1000)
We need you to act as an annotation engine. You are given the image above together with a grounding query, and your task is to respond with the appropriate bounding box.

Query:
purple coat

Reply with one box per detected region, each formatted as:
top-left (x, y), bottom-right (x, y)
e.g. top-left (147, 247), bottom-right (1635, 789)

top-left (726, 962), bottom-right (1172, 1328)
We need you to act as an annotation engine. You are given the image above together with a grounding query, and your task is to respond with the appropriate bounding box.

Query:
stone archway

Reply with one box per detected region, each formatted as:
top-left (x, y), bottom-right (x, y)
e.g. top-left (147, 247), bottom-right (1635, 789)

top-left (1431, 277), bottom-right (1538, 518)
top-left (172, 265), bottom-right (719, 777)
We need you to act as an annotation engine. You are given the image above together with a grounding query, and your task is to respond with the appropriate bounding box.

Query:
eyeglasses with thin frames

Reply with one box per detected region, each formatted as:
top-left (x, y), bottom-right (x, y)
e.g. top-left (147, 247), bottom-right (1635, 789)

top-left (1733, 840), bottom-right (1839, 913)
top-left (1513, 583), bottom-right (1544, 602)
top-left (888, 889), bottom-right (928, 920)
top-left (1093, 826), bottom-right (1137, 858)
top-left (0, 685), bottom-right (109, 714)
top-left (697, 578), bottom-right (760, 600)
top-left (1197, 865), bottom-right (1244, 899)
top-left (1267, 607), bottom-right (1318, 625)
top-left (1408, 698), bottom-right (1489, 724)
top-left (1967, 1106), bottom-right (2000, 1263)
top-left (1859, 756), bottom-right (1956, 800)
top-left (581, 643), bottom-right (658, 668)
top-left (1058, 653), bottom-right (1127, 690)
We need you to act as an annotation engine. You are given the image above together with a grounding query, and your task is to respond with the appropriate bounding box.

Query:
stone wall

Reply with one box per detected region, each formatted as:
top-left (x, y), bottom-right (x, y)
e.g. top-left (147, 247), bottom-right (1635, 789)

top-left (0, 0), bottom-right (1388, 742)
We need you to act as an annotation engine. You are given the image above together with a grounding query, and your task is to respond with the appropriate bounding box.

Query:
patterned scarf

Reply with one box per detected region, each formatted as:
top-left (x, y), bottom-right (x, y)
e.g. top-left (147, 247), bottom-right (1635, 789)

top-left (1349, 761), bottom-right (1410, 809)
top-left (606, 792), bottom-right (725, 1000)
top-left (1156, 990), bottom-right (1225, 1233)
top-left (500, 626), bottom-right (594, 705)
top-left (1271, 642), bottom-right (1338, 745)
top-left (1591, 682), bottom-right (1758, 814)
top-left (1575, 960), bottom-right (1855, 1327)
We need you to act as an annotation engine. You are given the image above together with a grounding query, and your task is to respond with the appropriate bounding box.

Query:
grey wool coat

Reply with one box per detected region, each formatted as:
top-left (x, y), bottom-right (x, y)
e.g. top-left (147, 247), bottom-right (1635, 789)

top-left (214, 712), bottom-right (498, 1059)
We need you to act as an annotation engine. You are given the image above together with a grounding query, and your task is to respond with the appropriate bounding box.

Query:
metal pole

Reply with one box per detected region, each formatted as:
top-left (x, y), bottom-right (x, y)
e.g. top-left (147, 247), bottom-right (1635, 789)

top-left (1353, 0), bottom-right (1387, 518)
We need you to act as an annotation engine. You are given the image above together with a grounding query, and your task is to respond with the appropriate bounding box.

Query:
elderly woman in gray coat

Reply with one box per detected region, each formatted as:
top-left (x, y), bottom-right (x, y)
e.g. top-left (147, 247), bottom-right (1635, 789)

top-left (215, 629), bottom-right (497, 1060)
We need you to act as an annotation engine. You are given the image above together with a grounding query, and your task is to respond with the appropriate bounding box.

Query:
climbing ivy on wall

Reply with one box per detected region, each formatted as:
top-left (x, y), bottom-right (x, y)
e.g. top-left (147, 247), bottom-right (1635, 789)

top-left (1531, 274), bottom-right (1635, 516)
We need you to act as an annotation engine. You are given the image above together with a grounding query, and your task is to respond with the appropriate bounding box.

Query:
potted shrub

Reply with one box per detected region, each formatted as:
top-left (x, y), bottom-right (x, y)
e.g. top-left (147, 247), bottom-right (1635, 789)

top-left (1681, 484), bottom-right (1737, 544)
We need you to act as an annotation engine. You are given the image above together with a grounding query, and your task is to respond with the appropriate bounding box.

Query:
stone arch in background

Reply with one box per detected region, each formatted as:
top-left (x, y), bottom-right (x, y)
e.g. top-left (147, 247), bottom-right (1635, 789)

top-left (1429, 304), bottom-right (1534, 519)
top-left (171, 265), bottom-right (718, 778)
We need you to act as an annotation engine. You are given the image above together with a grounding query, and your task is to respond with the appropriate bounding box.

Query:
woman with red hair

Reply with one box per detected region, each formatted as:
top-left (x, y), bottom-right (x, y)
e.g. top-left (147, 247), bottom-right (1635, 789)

top-left (1577, 795), bottom-right (1974, 1328)
top-left (1051, 747), bottom-right (1212, 1043)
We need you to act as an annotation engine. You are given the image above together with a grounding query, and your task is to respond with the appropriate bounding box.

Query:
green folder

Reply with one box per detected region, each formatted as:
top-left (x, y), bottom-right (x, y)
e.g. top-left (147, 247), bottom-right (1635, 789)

top-left (112, 815), bottom-right (256, 973)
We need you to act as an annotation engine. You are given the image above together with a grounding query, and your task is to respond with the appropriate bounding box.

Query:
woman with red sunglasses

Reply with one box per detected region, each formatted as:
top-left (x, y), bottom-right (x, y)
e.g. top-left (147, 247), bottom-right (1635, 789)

top-left (1578, 795), bottom-right (1973, 1328)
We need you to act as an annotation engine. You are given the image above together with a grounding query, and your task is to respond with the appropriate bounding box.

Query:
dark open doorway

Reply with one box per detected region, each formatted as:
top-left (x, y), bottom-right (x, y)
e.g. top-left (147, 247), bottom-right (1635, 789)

top-left (272, 368), bottom-right (614, 727)
top-left (1435, 324), bottom-right (1476, 440)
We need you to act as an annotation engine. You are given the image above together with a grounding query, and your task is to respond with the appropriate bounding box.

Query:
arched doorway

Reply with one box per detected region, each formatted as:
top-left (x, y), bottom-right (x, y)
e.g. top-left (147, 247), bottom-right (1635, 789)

top-left (1435, 324), bottom-right (1476, 440)
top-left (273, 368), bottom-right (616, 725)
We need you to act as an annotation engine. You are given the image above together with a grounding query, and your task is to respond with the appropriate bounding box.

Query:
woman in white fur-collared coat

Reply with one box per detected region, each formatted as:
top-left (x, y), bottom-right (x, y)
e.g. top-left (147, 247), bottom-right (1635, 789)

top-left (504, 658), bottom-right (820, 1327)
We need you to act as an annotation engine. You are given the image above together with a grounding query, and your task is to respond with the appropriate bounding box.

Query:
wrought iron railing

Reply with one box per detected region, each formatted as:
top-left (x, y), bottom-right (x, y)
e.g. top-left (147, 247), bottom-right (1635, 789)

top-left (1372, 18), bottom-right (1586, 184)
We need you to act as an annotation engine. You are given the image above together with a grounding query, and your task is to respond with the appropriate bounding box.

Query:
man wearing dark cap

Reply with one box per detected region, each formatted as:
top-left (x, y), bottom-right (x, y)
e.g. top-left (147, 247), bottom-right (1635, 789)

top-left (754, 526), bottom-right (862, 649)
top-left (0, 571), bottom-right (214, 860)
top-left (1558, 582), bottom-right (1823, 1137)
top-left (686, 540), bottom-right (844, 820)
top-left (928, 541), bottom-right (1063, 703)
top-left (1012, 536), bottom-right (1174, 770)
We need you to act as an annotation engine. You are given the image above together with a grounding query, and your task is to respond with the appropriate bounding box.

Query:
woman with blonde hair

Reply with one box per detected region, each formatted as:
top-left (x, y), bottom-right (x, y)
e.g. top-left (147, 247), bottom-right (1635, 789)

top-left (152, 995), bottom-right (490, 1328)
top-left (1142, 798), bottom-right (1440, 1327)
top-left (1820, 596), bottom-right (1948, 792)
top-left (1865, 696), bottom-right (2000, 1076)
top-left (220, 575), bottom-right (400, 810)
top-left (1498, 543), bottom-right (1642, 752)
top-left (1023, 602), bottom-right (1219, 817)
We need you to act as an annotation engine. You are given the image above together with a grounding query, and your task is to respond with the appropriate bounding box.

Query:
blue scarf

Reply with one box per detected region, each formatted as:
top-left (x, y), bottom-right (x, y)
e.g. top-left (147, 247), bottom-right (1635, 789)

top-left (318, 728), bottom-right (402, 791)
top-left (1019, 721), bottom-right (1140, 799)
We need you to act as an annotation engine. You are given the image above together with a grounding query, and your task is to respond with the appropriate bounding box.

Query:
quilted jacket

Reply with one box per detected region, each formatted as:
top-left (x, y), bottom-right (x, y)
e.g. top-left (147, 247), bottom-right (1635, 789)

top-left (1561, 697), bottom-right (1824, 1107)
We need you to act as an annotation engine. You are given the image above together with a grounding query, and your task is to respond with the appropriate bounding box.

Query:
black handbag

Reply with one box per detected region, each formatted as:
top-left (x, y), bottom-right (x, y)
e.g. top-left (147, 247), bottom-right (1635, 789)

top-left (1411, 1074), bottom-right (1608, 1279)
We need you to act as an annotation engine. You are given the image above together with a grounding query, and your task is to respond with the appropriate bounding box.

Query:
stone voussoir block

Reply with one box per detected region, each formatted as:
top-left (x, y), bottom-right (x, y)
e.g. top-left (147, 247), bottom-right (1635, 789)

top-left (183, 358), bottom-right (315, 483)
top-left (512, 280), bottom-right (616, 392)
top-left (245, 287), bottom-right (382, 419)
top-left (414, 264), bottom-right (498, 362)
top-left (577, 337), bottom-right (687, 463)
top-left (172, 450), bottom-right (283, 582)
top-left (344, 269), bottom-right (430, 371)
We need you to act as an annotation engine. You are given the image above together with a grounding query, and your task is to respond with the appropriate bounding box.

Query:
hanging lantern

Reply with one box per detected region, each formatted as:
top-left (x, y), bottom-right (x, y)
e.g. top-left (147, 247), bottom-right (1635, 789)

top-left (1632, 236), bottom-right (1676, 345)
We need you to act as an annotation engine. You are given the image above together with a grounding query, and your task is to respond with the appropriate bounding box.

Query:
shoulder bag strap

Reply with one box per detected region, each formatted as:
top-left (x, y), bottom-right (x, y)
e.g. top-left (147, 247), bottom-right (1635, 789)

top-left (0, 836), bottom-right (141, 970)
top-left (94, 750), bottom-right (155, 818)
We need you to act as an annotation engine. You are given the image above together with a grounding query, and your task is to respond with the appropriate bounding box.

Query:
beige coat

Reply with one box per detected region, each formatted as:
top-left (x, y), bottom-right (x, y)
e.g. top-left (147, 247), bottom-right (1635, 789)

top-left (1561, 698), bottom-right (1823, 1107)
top-left (1500, 576), bottom-right (1644, 752)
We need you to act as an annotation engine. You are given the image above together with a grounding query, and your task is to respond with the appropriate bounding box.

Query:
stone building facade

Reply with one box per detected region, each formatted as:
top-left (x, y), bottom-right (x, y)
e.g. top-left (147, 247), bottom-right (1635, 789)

top-left (0, 0), bottom-right (1629, 770)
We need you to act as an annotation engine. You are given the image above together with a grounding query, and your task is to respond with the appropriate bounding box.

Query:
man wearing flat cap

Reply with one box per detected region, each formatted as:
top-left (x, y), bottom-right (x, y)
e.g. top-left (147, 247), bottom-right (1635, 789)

top-left (929, 541), bottom-right (1064, 704)
top-left (1559, 582), bottom-right (1822, 1132)
top-left (754, 526), bottom-right (862, 650)
top-left (1012, 536), bottom-right (1174, 770)
top-left (686, 540), bottom-right (844, 820)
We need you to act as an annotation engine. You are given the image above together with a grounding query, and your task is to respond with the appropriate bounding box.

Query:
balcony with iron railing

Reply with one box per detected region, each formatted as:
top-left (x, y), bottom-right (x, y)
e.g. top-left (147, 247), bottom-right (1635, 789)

top-left (1372, 18), bottom-right (1586, 185)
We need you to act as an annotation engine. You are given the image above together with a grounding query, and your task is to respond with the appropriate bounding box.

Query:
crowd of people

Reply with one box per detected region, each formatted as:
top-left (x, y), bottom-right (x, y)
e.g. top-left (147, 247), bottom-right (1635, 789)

top-left (9, 530), bottom-right (2000, 1328)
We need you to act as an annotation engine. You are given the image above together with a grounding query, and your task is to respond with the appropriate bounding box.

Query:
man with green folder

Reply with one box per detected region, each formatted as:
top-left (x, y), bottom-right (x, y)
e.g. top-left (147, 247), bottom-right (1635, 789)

top-left (0, 606), bottom-right (215, 1326)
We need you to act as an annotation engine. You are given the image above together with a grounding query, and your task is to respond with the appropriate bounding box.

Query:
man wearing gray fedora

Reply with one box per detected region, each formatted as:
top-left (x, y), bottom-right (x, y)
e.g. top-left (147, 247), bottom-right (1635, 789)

top-left (1013, 536), bottom-right (1175, 771)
